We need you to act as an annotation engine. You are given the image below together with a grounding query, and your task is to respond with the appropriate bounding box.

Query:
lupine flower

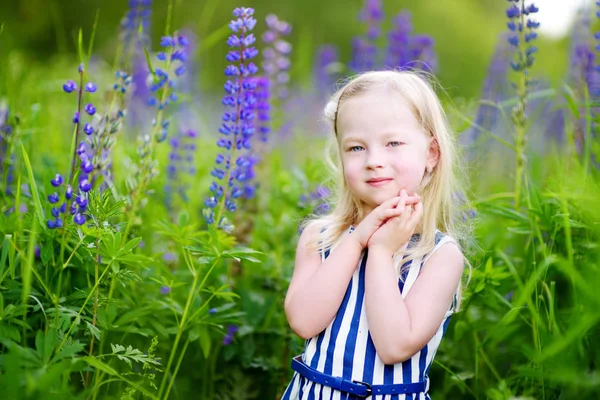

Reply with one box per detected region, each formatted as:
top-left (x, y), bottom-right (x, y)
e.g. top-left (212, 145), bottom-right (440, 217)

top-left (261, 14), bottom-right (292, 101)
top-left (299, 185), bottom-right (331, 215)
top-left (204, 7), bottom-right (259, 231)
top-left (163, 30), bottom-right (199, 211)
top-left (165, 129), bottom-right (197, 208)
top-left (251, 76), bottom-right (271, 144)
top-left (160, 285), bottom-right (171, 295)
top-left (120, 0), bottom-right (153, 62)
top-left (209, 308), bottom-right (218, 314)
top-left (45, 173), bottom-right (88, 229)
top-left (0, 104), bottom-right (14, 197)
top-left (506, 0), bottom-right (540, 72)
top-left (314, 45), bottom-right (341, 97)
top-left (385, 11), bottom-right (437, 73)
top-left (145, 33), bottom-right (188, 142)
top-left (350, 0), bottom-right (384, 72)
top-left (462, 34), bottom-right (513, 147)
top-left (222, 324), bottom-right (238, 345)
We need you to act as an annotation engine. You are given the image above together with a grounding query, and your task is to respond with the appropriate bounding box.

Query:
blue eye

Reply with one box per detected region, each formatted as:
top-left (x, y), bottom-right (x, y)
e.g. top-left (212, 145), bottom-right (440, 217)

top-left (349, 146), bottom-right (364, 152)
top-left (388, 141), bottom-right (403, 147)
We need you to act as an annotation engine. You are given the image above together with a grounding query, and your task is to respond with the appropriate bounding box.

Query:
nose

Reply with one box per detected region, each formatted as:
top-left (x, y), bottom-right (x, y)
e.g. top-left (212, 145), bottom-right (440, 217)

top-left (364, 149), bottom-right (384, 170)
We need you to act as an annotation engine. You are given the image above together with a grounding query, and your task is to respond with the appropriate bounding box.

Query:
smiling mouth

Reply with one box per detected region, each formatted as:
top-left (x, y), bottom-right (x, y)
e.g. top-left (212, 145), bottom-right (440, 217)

top-left (367, 179), bottom-right (392, 187)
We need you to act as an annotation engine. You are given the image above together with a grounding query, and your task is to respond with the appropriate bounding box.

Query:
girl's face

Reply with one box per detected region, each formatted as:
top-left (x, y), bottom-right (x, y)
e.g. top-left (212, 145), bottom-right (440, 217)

top-left (337, 88), bottom-right (438, 215)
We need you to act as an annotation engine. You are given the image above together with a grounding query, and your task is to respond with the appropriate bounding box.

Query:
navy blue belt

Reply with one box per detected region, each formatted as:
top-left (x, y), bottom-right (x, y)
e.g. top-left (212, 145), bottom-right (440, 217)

top-left (291, 355), bottom-right (427, 398)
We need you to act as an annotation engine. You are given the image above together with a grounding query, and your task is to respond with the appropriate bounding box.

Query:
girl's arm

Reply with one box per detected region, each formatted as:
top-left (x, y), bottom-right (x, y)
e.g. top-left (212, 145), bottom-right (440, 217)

top-left (284, 223), bottom-right (363, 340)
top-left (364, 242), bottom-right (464, 365)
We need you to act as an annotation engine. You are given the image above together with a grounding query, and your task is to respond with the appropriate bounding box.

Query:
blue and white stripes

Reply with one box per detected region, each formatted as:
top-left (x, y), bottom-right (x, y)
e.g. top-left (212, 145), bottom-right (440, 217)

top-left (282, 230), bottom-right (457, 400)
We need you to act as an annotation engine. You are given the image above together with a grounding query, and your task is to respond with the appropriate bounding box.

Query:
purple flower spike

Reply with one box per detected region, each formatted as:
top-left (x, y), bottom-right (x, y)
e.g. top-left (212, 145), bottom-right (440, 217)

top-left (84, 103), bottom-right (96, 115)
top-left (79, 179), bottom-right (92, 192)
top-left (51, 174), bottom-right (64, 187)
top-left (204, 6), bottom-right (259, 227)
top-left (74, 213), bottom-right (86, 225)
top-left (84, 82), bottom-right (97, 93)
top-left (84, 123), bottom-right (94, 135)
top-left (63, 80), bottom-right (77, 93)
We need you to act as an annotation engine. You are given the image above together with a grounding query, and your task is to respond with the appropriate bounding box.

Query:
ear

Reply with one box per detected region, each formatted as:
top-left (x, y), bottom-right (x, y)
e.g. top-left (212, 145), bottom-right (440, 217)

top-left (426, 137), bottom-right (440, 172)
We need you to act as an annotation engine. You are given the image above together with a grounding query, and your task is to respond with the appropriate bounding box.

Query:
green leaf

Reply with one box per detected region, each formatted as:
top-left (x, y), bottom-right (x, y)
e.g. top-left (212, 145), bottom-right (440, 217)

top-left (221, 247), bottom-right (263, 263)
top-left (41, 241), bottom-right (53, 265)
top-left (77, 28), bottom-right (84, 66)
top-left (20, 144), bottom-right (45, 229)
top-left (198, 326), bottom-right (211, 359)
top-left (0, 235), bottom-right (10, 281)
top-left (562, 84), bottom-right (580, 119)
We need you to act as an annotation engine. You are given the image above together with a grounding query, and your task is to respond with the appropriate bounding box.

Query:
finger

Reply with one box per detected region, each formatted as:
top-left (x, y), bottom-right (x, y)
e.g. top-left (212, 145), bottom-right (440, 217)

top-left (408, 200), bottom-right (423, 227)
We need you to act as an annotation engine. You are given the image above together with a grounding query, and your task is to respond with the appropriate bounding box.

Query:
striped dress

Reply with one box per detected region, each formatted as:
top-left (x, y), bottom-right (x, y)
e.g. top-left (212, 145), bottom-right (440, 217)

top-left (281, 229), bottom-right (458, 400)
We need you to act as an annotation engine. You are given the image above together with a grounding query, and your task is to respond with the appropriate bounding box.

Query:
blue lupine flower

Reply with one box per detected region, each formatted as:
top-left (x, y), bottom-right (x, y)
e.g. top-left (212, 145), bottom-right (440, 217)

top-left (262, 14), bottom-right (292, 101)
top-left (299, 185), bottom-right (331, 215)
top-left (84, 123), bottom-right (94, 135)
top-left (51, 173), bottom-right (64, 187)
top-left (74, 213), bottom-right (86, 225)
top-left (222, 324), bottom-right (239, 345)
top-left (63, 80), bottom-right (77, 93)
top-left (204, 7), bottom-right (259, 230)
top-left (160, 285), bottom-right (171, 295)
top-left (45, 174), bottom-right (88, 229)
top-left (507, 1), bottom-right (540, 72)
top-left (462, 34), bottom-right (514, 147)
top-left (120, 0), bottom-right (153, 61)
top-left (252, 76), bottom-right (271, 143)
top-left (350, 0), bottom-right (384, 72)
top-left (145, 32), bottom-right (188, 142)
top-left (85, 82), bottom-right (97, 93)
top-left (385, 11), bottom-right (437, 73)
top-left (85, 103), bottom-right (96, 115)
top-left (314, 45), bottom-right (340, 97)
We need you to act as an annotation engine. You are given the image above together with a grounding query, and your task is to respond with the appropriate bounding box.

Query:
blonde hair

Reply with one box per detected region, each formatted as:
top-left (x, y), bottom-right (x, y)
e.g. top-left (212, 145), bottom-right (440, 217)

top-left (303, 69), bottom-right (472, 309)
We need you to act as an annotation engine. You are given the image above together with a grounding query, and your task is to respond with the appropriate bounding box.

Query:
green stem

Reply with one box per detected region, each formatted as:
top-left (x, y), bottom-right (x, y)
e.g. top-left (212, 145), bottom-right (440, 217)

top-left (162, 339), bottom-right (190, 400)
top-left (157, 272), bottom-right (201, 399)
top-left (56, 261), bottom-right (112, 355)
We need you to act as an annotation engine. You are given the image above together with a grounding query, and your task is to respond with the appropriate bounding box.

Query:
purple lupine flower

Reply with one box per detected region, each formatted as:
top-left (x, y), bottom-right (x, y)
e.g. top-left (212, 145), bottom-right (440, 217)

top-left (461, 33), bottom-right (514, 147)
top-left (252, 76), bottom-right (271, 143)
top-left (204, 7), bottom-right (259, 231)
top-left (350, 0), bottom-right (384, 72)
top-left (45, 174), bottom-right (88, 229)
top-left (507, 1), bottom-right (540, 72)
top-left (262, 14), bottom-right (292, 101)
top-left (63, 80), bottom-right (77, 93)
top-left (160, 285), bottom-right (171, 295)
top-left (85, 82), bottom-right (97, 93)
top-left (119, 0), bottom-right (153, 64)
top-left (209, 308), bottom-right (217, 314)
top-left (163, 30), bottom-right (199, 211)
top-left (314, 45), bottom-right (341, 97)
top-left (384, 12), bottom-right (437, 73)
top-left (565, 8), bottom-right (600, 155)
top-left (222, 324), bottom-right (238, 345)
top-left (299, 185), bottom-right (331, 216)
top-left (146, 32), bottom-right (188, 142)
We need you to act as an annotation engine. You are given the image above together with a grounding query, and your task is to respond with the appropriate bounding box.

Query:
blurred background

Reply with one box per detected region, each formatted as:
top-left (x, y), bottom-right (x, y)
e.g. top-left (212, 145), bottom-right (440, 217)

top-left (0, 0), bottom-right (583, 99)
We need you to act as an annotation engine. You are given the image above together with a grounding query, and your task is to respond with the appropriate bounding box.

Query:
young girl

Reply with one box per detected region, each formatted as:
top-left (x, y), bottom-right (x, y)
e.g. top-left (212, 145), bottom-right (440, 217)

top-left (281, 70), bottom-right (468, 400)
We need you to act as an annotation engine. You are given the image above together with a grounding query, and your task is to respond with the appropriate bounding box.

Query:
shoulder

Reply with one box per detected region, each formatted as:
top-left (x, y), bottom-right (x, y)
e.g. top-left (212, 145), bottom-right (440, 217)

top-left (423, 232), bottom-right (464, 273)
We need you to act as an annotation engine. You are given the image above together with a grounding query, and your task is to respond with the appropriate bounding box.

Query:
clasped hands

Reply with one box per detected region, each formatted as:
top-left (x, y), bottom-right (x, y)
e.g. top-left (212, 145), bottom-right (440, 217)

top-left (353, 189), bottom-right (423, 257)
